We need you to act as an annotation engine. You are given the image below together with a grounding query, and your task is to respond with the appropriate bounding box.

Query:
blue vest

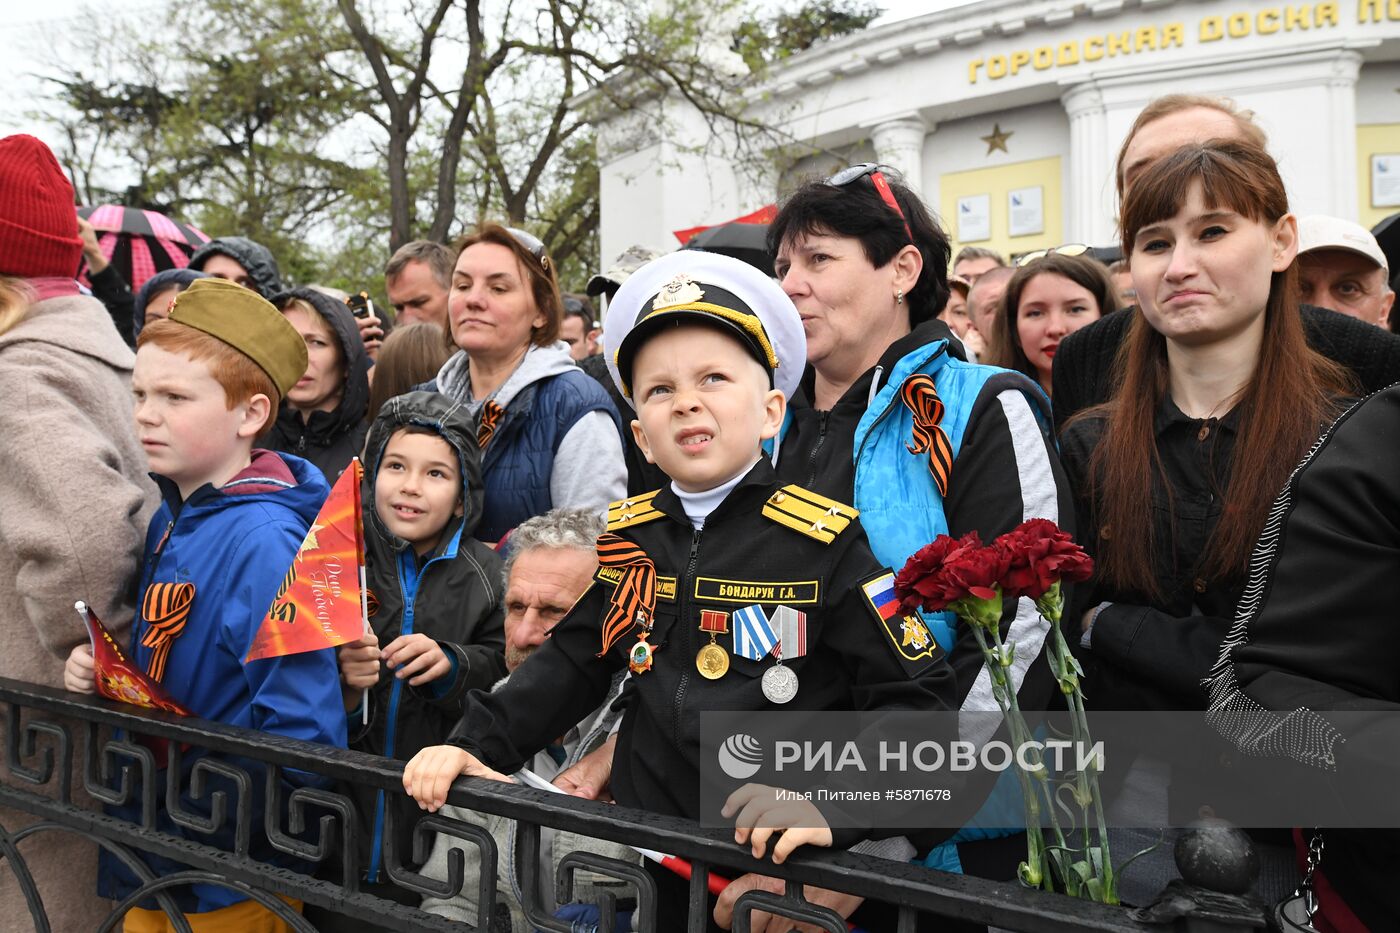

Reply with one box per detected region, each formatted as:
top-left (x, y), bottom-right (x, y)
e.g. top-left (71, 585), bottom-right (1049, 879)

top-left (776, 339), bottom-right (1051, 873)
top-left (475, 368), bottom-right (622, 542)
top-left (853, 340), bottom-right (1047, 651)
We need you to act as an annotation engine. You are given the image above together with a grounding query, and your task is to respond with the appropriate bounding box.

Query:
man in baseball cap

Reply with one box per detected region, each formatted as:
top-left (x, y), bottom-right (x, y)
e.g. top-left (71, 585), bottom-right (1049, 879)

top-left (1297, 215), bottom-right (1394, 329)
top-left (585, 245), bottom-right (664, 303)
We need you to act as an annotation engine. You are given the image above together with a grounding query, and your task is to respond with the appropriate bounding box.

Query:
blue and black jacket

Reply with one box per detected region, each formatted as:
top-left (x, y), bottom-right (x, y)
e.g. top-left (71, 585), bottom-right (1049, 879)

top-left (350, 391), bottom-right (507, 882)
top-left (98, 450), bottom-right (347, 914)
top-left (772, 319), bottom-right (1074, 873)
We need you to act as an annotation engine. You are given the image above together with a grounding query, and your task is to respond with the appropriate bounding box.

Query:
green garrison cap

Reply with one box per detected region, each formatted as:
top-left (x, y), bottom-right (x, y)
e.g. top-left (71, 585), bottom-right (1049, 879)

top-left (168, 278), bottom-right (308, 395)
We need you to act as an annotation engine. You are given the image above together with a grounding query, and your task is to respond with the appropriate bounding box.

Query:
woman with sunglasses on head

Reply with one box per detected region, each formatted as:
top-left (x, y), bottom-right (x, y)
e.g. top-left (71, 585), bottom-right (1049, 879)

top-left (983, 251), bottom-right (1118, 397)
top-left (420, 223), bottom-right (626, 544)
top-left (707, 165), bottom-right (1073, 931)
top-left (1060, 139), bottom-right (1355, 904)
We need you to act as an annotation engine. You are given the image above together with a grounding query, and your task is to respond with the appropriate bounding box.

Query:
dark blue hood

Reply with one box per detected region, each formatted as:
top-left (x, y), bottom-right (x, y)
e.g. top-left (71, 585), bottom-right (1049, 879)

top-left (133, 268), bottom-right (209, 337)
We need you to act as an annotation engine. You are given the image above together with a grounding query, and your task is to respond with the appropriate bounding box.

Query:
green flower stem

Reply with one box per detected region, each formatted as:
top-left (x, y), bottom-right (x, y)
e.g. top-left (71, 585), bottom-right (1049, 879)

top-left (963, 598), bottom-right (1051, 890)
top-left (984, 597), bottom-right (1071, 871)
top-left (1037, 584), bottom-right (1116, 904)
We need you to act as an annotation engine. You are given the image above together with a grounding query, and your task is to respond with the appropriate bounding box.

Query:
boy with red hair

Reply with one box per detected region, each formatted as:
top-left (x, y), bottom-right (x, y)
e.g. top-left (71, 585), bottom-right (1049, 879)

top-left (64, 277), bottom-right (347, 932)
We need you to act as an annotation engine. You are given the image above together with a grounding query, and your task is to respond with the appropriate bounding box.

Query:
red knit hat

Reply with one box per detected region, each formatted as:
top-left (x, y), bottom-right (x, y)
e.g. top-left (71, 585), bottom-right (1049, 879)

top-left (0, 135), bottom-right (83, 279)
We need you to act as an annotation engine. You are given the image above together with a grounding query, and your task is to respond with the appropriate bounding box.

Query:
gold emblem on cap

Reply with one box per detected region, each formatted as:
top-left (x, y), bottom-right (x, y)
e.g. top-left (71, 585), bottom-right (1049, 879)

top-left (653, 274), bottom-right (704, 310)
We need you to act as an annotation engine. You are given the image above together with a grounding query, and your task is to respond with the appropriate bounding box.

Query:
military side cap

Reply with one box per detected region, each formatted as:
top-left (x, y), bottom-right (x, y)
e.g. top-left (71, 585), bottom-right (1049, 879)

top-left (604, 250), bottom-right (804, 405)
top-left (168, 278), bottom-right (308, 396)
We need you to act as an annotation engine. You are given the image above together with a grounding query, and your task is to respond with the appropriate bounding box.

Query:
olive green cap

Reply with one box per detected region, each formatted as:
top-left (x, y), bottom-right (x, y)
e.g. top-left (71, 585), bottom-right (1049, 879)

top-left (168, 278), bottom-right (308, 395)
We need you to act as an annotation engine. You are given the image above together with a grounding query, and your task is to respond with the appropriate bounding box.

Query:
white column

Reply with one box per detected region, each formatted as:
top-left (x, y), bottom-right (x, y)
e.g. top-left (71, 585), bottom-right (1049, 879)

top-left (870, 116), bottom-right (931, 193)
top-left (1323, 50), bottom-right (1362, 221)
top-left (1061, 81), bottom-right (1115, 247)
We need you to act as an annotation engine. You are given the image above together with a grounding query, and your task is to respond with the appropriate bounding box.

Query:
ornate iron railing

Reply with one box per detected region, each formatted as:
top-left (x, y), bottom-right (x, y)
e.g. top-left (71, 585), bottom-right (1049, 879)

top-left (0, 677), bottom-right (1181, 932)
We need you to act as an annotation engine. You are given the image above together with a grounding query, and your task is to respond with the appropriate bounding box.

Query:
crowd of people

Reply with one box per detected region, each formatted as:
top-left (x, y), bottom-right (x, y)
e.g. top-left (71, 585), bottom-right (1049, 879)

top-left (1, 88), bottom-right (1399, 933)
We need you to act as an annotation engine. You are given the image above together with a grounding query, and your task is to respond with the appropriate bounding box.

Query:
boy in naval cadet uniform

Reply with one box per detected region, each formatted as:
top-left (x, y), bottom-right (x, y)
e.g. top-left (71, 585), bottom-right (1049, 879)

top-left (404, 250), bottom-right (957, 922)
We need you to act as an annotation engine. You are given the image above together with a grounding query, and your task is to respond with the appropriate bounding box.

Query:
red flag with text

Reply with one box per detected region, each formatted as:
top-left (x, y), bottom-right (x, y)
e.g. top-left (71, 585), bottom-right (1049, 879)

top-left (78, 601), bottom-right (193, 716)
top-left (246, 459), bottom-right (368, 661)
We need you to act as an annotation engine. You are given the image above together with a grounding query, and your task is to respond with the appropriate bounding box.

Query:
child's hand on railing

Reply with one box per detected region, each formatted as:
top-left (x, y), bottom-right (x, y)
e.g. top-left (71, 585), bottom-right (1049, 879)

top-left (63, 644), bottom-right (96, 695)
top-left (403, 744), bottom-right (511, 812)
top-left (723, 783), bottom-right (833, 864)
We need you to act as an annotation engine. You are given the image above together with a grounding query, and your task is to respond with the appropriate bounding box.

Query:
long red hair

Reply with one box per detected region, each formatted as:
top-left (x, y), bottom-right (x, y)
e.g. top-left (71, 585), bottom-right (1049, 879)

top-left (1083, 140), bottom-right (1353, 598)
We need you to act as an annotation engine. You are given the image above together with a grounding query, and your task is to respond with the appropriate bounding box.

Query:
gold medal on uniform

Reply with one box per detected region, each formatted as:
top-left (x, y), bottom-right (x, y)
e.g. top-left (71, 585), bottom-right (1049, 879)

top-left (696, 609), bottom-right (730, 679)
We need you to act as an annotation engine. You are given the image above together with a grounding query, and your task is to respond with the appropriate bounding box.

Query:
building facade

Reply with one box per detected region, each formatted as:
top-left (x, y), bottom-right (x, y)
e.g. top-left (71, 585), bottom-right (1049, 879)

top-left (594, 0), bottom-right (1400, 267)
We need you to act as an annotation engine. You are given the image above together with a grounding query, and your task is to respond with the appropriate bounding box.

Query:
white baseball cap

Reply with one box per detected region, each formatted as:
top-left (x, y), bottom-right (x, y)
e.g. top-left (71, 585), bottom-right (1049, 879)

top-left (1298, 215), bottom-right (1388, 274)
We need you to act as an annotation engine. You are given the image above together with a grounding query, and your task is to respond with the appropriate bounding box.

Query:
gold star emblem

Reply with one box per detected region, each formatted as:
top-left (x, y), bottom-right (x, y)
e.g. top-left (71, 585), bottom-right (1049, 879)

top-left (981, 123), bottom-right (1013, 155)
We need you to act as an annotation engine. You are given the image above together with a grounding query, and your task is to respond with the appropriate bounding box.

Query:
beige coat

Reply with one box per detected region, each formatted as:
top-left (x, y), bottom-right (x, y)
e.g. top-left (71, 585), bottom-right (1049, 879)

top-left (0, 293), bottom-right (158, 932)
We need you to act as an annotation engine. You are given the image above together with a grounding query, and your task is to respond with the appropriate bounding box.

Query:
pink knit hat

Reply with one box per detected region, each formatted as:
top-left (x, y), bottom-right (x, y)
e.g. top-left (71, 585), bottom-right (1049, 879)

top-left (0, 135), bottom-right (83, 279)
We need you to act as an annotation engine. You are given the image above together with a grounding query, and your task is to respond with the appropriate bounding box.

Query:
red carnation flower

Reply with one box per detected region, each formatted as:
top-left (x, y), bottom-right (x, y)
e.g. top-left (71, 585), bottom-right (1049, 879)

top-left (995, 518), bottom-right (1094, 600)
top-left (942, 541), bottom-right (1011, 602)
top-left (894, 532), bottom-right (982, 612)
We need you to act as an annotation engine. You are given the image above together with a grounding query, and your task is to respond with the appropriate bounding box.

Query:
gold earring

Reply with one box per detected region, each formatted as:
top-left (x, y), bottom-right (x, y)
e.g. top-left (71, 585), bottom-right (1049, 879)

top-left (896, 290), bottom-right (904, 305)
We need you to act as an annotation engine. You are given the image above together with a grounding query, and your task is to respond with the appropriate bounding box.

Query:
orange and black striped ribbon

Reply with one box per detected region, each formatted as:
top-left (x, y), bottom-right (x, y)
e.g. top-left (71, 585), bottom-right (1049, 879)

top-left (139, 582), bottom-right (196, 682)
top-left (595, 532), bottom-right (657, 657)
top-left (477, 400), bottom-right (505, 449)
top-left (900, 374), bottom-right (954, 497)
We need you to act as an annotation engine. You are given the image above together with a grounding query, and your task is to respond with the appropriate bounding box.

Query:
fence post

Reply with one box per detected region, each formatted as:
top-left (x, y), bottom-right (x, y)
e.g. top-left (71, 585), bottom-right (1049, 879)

top-left (1129, 820), bottom-right (1269, 931)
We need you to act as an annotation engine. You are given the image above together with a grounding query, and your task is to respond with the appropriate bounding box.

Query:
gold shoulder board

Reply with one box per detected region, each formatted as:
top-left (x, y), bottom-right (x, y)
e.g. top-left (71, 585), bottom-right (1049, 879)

top-left (607, 490), bottom-right (665, 530)
top-left (762, 485), bottom-right (859, 544)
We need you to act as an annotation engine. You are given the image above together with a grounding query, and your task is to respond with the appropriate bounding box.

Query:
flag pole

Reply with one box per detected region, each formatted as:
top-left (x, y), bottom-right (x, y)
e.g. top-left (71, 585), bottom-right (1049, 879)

top-left (354, 458), bottom-right (371, 728)
top-left (359, 559), bottom-right (370, 727)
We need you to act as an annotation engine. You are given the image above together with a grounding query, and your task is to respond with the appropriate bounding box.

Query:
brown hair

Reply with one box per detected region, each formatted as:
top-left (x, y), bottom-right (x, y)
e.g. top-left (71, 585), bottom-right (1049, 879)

top-left (450, 223), bottom-right (562, 349)
top-left (367, 322), bottom-right (453, 420)
top-left (998, 254), bottom-right (1119, 383)
top-left (1115, 95), bottom-right (1268, 202)
top-left (953, 245), bottom-right (1006, 268)
top-left (138, 319), bottom-right (281, 434)
top-left (1082, 140), bottom-right (1353, 598)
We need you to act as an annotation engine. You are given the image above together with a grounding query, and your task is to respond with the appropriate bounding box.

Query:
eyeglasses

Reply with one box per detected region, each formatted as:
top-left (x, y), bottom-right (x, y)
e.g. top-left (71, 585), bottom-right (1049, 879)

top-left (825, 163), bottom-right (914, 242)
top-left (1015, 243), bottom-right (1091, 266)
top-left (507, 227), bottom-right (551, 271)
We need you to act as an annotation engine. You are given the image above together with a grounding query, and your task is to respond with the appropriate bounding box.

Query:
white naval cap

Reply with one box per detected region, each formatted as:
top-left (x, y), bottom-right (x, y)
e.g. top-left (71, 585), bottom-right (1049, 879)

top-left (603, 250), bottom-right (805, 407)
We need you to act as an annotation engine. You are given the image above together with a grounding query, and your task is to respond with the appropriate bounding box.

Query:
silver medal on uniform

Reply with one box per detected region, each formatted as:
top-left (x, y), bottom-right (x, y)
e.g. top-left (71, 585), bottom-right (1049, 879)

top-left (761, 605), bottom-right (806, 703)
top-left (761, 662), bottom-right (799, 703)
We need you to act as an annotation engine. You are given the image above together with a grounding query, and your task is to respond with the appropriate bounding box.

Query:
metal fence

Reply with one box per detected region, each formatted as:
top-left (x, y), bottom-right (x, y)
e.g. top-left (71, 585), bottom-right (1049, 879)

top-left (0, 677), bottom-right (1178, 933)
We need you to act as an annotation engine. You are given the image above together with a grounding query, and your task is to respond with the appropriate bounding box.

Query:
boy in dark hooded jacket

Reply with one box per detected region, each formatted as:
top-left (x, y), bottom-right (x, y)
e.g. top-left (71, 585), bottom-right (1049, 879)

top-left (332, 390), bottom-right (507, 905)
top-left (267, 287), bottom-right (371, 482)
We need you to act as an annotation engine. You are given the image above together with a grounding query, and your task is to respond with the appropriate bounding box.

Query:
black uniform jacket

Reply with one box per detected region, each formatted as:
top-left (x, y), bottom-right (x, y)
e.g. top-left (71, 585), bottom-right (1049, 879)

top-left (447, 459), bottom-right (958, 832)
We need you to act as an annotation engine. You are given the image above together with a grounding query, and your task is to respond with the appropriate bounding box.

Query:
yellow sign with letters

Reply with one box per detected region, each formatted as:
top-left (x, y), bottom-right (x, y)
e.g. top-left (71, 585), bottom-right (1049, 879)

top-left (965, 1), bottom-right (1397, 84)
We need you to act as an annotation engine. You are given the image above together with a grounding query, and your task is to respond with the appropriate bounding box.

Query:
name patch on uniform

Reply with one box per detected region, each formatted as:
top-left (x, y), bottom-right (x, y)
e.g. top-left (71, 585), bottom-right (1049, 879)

top-left (694, 577), bottom-right (820, 605)
top-left (595, 566), bottom-right (676, 601)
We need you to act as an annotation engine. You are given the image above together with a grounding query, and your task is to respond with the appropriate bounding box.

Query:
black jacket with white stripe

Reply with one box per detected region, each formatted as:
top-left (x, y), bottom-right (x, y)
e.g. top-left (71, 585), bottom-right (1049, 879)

top-left (775, 319), bottom-right (1075, 719)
